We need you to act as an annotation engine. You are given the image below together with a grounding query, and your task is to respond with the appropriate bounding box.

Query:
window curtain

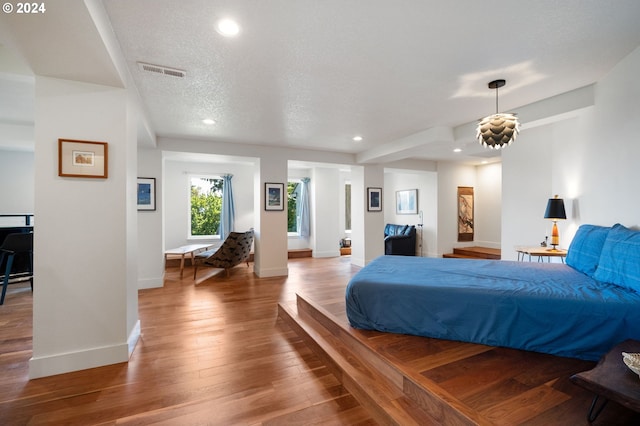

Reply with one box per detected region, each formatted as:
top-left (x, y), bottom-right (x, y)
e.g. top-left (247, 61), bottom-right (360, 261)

top-left (219, 174), bottom-right (235, 240)
top-left (297, 177), bottom-right (310, 238)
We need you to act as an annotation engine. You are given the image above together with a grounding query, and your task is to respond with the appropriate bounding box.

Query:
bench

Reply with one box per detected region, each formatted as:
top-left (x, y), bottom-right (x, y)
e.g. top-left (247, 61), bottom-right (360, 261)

top-left (164, 243), bottom-right (215, 278)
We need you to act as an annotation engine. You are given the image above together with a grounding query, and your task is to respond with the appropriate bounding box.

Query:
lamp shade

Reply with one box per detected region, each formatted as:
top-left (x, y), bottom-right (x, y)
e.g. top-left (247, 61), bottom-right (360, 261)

top-left (544, 196), bottom-right (566, 220)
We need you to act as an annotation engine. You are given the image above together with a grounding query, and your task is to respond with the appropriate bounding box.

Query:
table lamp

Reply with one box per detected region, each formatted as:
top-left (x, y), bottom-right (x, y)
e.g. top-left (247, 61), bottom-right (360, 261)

top-left (544, 195), bottom-right (566, 251)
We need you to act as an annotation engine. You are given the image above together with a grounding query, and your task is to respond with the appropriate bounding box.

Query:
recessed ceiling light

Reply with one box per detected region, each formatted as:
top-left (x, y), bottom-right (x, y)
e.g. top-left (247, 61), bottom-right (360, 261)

top-left (453, 148), bottom-right (462, 153)
top-left (202, 118), bottom-right (216, 125)
top-left (353, 136), bottom-right (363, 142)
top-left (216, 19), bottom-right (240, 37)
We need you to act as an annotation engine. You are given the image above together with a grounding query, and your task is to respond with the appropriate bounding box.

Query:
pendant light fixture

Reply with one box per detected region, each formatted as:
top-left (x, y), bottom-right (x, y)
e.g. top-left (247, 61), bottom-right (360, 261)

top-left (476, 79), bottom-right (520, 149)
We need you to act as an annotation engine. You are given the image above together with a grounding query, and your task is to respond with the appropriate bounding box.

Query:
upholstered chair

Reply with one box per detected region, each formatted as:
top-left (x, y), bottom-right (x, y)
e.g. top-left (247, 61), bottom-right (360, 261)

top-left (193, 229), bottom-right (254, 280)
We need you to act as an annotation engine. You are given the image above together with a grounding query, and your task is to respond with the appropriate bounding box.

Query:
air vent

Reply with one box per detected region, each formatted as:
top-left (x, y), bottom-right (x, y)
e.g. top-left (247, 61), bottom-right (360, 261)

top-left (137, 62), bottom-right (186, 78)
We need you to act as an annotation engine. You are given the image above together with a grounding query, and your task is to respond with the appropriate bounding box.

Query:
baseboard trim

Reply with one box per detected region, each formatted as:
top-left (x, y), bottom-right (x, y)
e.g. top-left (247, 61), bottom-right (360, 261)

top-left (254, 266), bottom-right (289, 278)
top-left (29, 342), bottom-right (129, 379)
top-left (138, 276), bottom-right (164, 289)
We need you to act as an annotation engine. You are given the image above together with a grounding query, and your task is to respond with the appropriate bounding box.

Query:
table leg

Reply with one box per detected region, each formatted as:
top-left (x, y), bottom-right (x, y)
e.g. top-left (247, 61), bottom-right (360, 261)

top-left (179, 254), bottom-right (185, 278)
top-left (587, 394), bottom-right (608, 422)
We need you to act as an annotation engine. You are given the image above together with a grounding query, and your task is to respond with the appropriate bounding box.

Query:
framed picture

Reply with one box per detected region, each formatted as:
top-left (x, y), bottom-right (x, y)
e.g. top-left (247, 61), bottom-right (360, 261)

top-left (137, 177), bottom-right (156, 211)
top-left (265, 182), bottom-right (285, 211)
top-left (58, 139), bottom-right (108, 178)
top-left (396, 189), bottom-right (418, 214)
top-left (367, 187), bottom-right (382, 212)
top-left (458, 186), bottom-right (474, 242)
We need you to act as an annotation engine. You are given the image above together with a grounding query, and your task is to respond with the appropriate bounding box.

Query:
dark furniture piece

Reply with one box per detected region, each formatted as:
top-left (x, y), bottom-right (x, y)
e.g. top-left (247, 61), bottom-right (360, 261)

top-left (193, 230), bottom-right (254, 280)
top-left (384, 224), bottom-right (416, 256)
top-left (571, 339), bottom-right (640, 421)
top-left (0, 232), bottom-right (33, 305)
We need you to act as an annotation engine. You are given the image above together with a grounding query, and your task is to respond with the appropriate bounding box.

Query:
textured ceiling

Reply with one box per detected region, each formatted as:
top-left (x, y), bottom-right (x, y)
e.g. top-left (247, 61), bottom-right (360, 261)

top-left (2, 1), bottom-right (640, 164)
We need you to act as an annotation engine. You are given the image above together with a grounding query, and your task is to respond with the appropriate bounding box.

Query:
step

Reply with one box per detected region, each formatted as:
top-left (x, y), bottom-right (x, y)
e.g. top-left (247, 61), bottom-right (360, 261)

top-left (443, 246), bottom-right (501, 260)
top-left (278, 294), bottom-right (491, 426)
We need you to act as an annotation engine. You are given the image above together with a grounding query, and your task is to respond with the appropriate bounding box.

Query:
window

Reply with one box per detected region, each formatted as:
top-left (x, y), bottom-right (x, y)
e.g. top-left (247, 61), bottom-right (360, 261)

top-left (190, 176), bottom-right (223, 237)
top-left (345, 182), bottom-right (351, 231)
top-left (287, 181), bottom-right (299, 233)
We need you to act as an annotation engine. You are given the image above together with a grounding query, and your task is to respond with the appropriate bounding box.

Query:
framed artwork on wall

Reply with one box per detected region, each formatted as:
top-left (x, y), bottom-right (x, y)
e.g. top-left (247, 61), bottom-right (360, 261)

top-left (458, 186), bottom-right (474, 241)
top-left (137, 177), bottom-right (156, 211)
top-left (58, 138), bottom-right (108, 178)
top-left (265, 182), bottom-right (285, 211)
top-left (396, 189), bottom-right (418, 214)
top-left (367, 187), bottom-right (382, 212)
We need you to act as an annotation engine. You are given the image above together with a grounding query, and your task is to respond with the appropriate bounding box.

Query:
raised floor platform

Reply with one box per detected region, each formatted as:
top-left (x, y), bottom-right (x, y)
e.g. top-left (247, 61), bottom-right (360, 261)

top-left (278, 287), bottom-right (640, 425)
top-left (443, 246), bottom-right (501, 260)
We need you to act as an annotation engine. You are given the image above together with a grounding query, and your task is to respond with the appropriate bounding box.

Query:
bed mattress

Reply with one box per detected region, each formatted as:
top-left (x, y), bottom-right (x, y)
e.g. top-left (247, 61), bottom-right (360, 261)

top-left (345, 255), bottom-right (640, 360)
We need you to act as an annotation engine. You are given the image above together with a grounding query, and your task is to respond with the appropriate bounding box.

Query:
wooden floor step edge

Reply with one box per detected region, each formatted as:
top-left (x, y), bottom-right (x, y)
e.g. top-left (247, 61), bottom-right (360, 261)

top-left (451, 247), bottom-right (501, 260)
top-left (277, 303), bottom-right (435, 426)
top-left (292, 293), bottom-right (493, 426)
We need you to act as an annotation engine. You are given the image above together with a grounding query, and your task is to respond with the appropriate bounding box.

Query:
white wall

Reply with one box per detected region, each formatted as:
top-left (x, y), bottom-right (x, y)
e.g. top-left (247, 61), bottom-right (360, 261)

top-left (137, 148), bottom-right (163, 289)
top-left (311, 167), bottom-right (341, 257)
top-left (436, 162), bottom-right (477, 256)
top-left (163, 159), bottom-right (256, 251)
top-left (502, 46), bottom-right (640, 260)
top-left (30, 76), bottom-right (138, 378)
top-left (0, 150), bottom-right (34, 215)
top-left (474, 163), bottom-right (502, 249)
top-left (383, 169), bottom-right (438, 257)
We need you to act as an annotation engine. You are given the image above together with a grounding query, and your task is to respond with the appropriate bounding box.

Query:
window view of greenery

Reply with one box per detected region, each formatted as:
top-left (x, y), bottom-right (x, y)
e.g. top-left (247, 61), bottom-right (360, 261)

top-left (287, 181), bottom-right (299, 233)
top-left (190, 176), bottom-right (223, 236)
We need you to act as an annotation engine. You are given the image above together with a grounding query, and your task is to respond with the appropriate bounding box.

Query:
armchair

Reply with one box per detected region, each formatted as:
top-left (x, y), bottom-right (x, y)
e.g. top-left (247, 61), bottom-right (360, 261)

top-left (193, 230), bottom-right (254, 280)
top-left (384, 224), bottom-right (416, 256)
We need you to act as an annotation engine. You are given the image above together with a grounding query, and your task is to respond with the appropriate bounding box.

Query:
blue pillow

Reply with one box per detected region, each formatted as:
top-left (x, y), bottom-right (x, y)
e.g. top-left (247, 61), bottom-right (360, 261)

top-left (566, 224), bottom-right (611, 277)
top-left (593, 223), bottom-right (640, 293)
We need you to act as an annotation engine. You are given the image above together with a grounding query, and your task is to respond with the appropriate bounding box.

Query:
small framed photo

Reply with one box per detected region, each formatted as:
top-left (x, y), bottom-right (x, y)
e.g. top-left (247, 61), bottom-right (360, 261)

top-left (396, 189), bottom-right (418, 214)
top-left (367, 187), bottom-right (382, 212)
top-left (137, 177), bottom-right (156, 211)
top-left (265, 182), bottom-right (285, 211)
top-left (58, 139), bottom-right (108, 178)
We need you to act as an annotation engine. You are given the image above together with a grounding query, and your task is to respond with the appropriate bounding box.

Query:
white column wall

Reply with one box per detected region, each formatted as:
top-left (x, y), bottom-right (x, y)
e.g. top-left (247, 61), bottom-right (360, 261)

top-left (254, 157), bottom-right (288, 277)
top-left (351, 164), bottom-right (384, 267)
top-left (474, 163), bottom-right (502, 249)
top-left (435, 162), bottom-right (477, 256)
top-left (311, 167), bottom-right (341, 258)
top-left (30, 76), bottom-right (138, 378)
top-left (137, 148), bottom-right (164, 289)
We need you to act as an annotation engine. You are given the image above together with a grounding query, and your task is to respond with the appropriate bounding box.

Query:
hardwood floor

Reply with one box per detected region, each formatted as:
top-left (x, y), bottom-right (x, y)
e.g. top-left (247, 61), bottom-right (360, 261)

top-left (0, 256), bottom-right (638, 425)
top-left (0, 257), bottom-right (374, 425)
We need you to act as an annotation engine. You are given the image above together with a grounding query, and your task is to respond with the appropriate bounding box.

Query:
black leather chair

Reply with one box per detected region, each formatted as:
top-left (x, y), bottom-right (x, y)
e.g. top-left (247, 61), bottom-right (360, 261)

top-left (384, 224), bottom-right (416, 256)
top-left (0, 232), bottom-right (33, 305)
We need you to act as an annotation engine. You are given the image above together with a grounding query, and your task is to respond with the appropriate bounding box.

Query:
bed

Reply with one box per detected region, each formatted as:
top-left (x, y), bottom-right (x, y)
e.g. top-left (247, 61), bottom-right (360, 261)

top-left (345, 224), bottom-right (640, 361)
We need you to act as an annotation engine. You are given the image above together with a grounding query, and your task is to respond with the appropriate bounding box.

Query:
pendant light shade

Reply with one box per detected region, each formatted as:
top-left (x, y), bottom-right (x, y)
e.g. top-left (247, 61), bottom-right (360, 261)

top-left (476, 80), bottom-right (520, 149)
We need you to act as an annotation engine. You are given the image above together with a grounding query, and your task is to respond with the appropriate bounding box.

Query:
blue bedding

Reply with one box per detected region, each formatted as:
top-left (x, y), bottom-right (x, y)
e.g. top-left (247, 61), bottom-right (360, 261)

top-left (345, 256), bottom-right (640, 361)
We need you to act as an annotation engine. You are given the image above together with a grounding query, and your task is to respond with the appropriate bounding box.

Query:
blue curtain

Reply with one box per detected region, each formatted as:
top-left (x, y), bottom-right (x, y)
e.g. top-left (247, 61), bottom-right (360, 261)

top-left (219, 174), bottom-right (235, 240)
top-left (297, 178), bottom-right (310, 237)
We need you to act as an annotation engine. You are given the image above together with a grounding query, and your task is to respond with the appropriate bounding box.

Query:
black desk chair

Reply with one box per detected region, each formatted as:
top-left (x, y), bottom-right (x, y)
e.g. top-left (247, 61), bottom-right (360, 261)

top-left (0, 232), bottom-right (33, 305)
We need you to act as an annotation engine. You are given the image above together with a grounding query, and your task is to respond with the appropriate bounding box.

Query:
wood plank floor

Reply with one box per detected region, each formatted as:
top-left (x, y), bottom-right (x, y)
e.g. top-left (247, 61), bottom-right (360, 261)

top-left (0, 256), bottom-right (638, 425)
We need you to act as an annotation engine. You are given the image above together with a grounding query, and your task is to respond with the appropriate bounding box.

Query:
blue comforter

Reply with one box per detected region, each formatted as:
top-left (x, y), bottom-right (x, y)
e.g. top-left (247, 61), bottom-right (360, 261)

top-left (345, 256), bottom-right (640, 360)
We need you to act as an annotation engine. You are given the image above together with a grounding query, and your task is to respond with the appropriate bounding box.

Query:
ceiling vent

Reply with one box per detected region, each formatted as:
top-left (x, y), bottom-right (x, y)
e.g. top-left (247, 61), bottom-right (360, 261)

top-left (137, 62), bottom-right (186, 78)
